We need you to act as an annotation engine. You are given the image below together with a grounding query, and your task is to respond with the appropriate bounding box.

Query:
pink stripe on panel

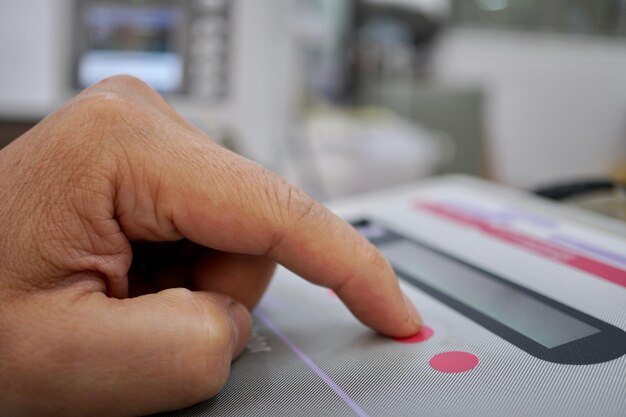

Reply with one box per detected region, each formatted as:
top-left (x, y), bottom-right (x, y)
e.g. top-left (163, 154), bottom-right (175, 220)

top-left (416, 202), bottom-right (626, 289)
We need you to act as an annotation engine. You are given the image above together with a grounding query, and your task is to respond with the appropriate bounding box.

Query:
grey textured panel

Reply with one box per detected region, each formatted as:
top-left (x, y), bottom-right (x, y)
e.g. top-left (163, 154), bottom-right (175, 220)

top-left (162, 268), bottom-right (626, 417)
top-left (161, 180), bottom-right (626, 417)
top-left (164, 316), bottom-right (357, 417)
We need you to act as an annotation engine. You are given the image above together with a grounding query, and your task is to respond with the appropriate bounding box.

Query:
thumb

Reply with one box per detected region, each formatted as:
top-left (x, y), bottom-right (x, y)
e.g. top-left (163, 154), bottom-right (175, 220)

top-left (98, 288), bottom-right (253, 416)
top-left (9, 288), bottom-right (252, 417)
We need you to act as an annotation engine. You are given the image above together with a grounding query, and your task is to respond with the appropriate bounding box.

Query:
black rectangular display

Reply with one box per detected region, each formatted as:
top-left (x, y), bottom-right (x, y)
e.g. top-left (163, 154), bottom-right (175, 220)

top-left (353, 220), bottom-right (626, 365)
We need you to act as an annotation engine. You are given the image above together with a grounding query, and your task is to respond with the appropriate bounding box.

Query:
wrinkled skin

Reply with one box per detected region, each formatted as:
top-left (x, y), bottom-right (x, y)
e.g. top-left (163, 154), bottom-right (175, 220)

top-left (0, 75), bottom-right (421, 417)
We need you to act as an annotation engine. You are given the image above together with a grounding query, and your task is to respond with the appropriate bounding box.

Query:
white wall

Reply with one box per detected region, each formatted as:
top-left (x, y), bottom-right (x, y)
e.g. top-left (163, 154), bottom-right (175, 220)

top-left (432, 29), bottom-right (626, 188)
top-left (0, 0), bottom-right (72, 118)
top-left (228, 0), bottom-right (301, 171)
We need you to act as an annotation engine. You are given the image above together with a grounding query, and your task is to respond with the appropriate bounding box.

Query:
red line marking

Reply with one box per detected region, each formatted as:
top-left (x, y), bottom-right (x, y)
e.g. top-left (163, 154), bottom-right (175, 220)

top-left (416, 202), bottom-right (626, 289)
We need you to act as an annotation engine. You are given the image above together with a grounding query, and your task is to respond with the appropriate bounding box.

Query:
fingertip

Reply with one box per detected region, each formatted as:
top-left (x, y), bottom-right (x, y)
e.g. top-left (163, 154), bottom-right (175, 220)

top-left (403, 293), bottom-right (422, 326)
top-left (365, 293), bottom-right (422, 339)
top-left (227, 301), bottom-right (253, 359)
top-left (398, 292), bottom-right (422, 337)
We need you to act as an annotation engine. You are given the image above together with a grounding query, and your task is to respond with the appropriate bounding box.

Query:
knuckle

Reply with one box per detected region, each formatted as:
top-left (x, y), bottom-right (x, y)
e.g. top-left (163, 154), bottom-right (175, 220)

top-left (259, 170), bottom-right (291, 225)
top-left (155, 289), bottom-right (234, 397)
top-left (207, 308), bottom-right (234, 351)
top-left (95, 74), bottom-right (154, 95)
top-left (291, 190), bottom-right (318, 222)
top-left (165, 287), bottom-right (196, 304)
top-left (252, 168), bottom-right (325, 255)
top-left (362, 239), bottom-right (386, 270)
top-left (203, 318), bottom-right (233, 394)
top-left (195, 298), bottom-right (234, 352)
top-left (37, 91), bottom-right (141, 154)
top-left (168, 289), bottom-right (234, 352)
top-left (286, 186), bottom-right (322, 229)
top-left (74, 91), bottom-right (138, 127)
top-left (184, 294), bottom-right (234, 396)
top-left (71, 90), bottom-right (157, 150)
top-left (258, 168), bottom-right (319, 227)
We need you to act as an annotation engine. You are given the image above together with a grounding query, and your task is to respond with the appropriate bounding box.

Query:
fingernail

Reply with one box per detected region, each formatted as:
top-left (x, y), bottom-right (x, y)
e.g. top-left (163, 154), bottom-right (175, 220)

top-left (403, 293), bottom-right (422, 329)
top-left (228, 301), bottom-right (253, 358)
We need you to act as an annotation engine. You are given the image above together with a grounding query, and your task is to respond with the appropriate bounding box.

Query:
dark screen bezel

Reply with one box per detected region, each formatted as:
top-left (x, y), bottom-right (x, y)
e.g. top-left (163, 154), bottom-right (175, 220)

top-left (353, 219), bottom-right (626, 365)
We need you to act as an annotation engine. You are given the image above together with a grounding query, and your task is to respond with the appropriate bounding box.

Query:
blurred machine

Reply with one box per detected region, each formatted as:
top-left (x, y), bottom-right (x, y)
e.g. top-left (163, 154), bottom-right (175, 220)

top-left (73, 0), bottom-right (231, 100)
top-left (0, 0), bottom-right (476, 196)
top-left (0, 0), bottom-right (300, 169)
top-left (0, 0), bottom-right (233, 115)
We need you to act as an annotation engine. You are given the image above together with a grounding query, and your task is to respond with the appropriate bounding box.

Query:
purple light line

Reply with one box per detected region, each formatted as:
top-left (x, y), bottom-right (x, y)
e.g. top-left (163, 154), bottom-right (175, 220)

top-left (255, 310), bottom-right (371, 417)
top-left (435, 199), bottom-right (558, 228)
top-left (550, 235), bottom-right (626, 268)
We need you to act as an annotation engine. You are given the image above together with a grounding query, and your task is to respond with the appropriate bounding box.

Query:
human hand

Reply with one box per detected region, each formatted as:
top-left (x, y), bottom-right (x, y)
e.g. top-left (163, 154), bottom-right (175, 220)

top-left (0, 75), bottom-right (421, 416)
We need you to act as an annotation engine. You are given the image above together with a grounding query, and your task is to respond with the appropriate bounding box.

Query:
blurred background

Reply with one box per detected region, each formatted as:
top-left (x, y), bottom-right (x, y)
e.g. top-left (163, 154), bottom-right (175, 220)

top-left (1, 0), bottom-right (626, 206)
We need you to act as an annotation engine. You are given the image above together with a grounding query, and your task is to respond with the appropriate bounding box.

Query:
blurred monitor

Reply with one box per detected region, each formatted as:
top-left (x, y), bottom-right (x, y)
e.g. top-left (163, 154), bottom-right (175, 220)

top-left (78, 3), bottom-right (183, 92)
top-left (73, 0), bottom-right (231, 100)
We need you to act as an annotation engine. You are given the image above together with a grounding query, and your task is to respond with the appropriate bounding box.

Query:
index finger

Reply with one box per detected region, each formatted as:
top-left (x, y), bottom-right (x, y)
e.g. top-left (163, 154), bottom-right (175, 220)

top-left (267, 190), bottom-right (423, 337)
top-left (127, 145), bottom-right (420, 337)
top-left (88, 77), bottom-right (422, 337)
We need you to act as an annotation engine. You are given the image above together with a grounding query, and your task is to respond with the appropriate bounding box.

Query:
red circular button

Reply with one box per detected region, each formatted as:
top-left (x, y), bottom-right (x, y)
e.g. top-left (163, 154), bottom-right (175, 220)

top-left (429, 351), bottom-right (479, 373)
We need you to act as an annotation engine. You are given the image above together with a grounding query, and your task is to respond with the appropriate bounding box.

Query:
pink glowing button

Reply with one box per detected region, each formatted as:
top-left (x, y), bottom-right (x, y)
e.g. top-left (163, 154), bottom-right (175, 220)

top-left (429, 351), bottom-right (479, 373)
top-left (393, 325), bottom-right (434, 344)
